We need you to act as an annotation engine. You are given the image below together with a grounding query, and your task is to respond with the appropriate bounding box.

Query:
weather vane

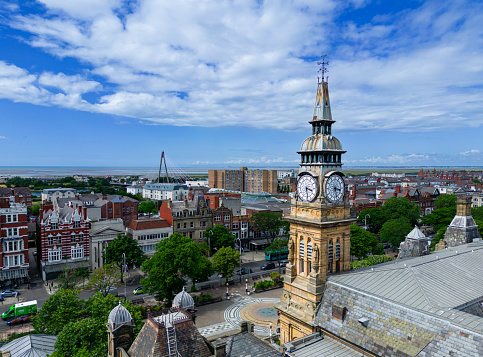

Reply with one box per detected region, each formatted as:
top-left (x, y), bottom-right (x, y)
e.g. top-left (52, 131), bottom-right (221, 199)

top-left (317, 54), bottom-right (329, 83)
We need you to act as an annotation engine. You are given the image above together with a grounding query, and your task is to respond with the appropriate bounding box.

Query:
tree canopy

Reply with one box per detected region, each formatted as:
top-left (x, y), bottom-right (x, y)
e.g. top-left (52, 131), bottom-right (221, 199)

top-left (88, 263), bottom-right (121, 294)
top-left (350, 224), bottom-right (384, 259)
top-left (104, 234), bottom-right (146, 283)
top-left (379, 218), bottom-right (413, 250)
top-left (250, 211), bottom-right (289, 244)
top-left (46, 291), bottom-right (143, 357)
top-left (204, 225), bottom-right (235, 253)
top-left (141, 233), bottom-right (212, 304)
top-left (138, 201), bottom-right (158, 215)
top-left (212, 246), bottom-right (240, 281)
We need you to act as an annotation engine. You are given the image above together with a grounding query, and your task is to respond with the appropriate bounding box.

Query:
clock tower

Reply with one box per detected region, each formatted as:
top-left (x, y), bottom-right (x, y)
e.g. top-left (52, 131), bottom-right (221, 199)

top-left (276, 58), bottom-right (356, 345)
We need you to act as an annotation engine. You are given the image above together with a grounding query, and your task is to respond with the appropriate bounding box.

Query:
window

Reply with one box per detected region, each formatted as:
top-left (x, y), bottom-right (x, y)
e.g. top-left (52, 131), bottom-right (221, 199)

top-left (299, 239), bottom-right (305, 257)
top-left (108, 208), bottom-right (112, 214)
top-left (183, 212), bottom-right (187, 217)
top-left (300, 258), bottom-right (304, 273)
top-left (51, 222), bottom-right (58, 230)
top-left (7, 228), bottom-right (18, 237)
top-left (4, 254), bottom-right (24, 267)
top-left (48, 249), bottom-right (62, 262)
top-left (71, 233), bottom-right (76, 243)
top-left (4, 240), bottom-right (23, 252)
top-left (307, 241), bottom-right (312, 259)
top-left (232, 222), bottom-right (239, 229)
top-left (140, 244), bottom-right (156, 252)
top-left (214, 216), bottom-right (221, 222)
top-left (73, 221), bottom-right (80, 228)
top-left (190, 222), bottom-right (194, 228)
top-left (71, 246), bottom-right (84, 259)
top-left (48, 234), bottom-right (54, 245)
top-left (177, 223), bottom-right (180, 229)
top-left (224, 223), bottom-right (230, 229)
top-left (184, 223), bottom-right (187, 229)
top-left (189, 232), bottom-right (193, 239)
top-left (328, 242), bottom-right (333, 261)
top-left (57, 234), bottom-right (62, 244)
top-left (131, 207), bottom-right (134, 212)
top-left (242, 222), bottom-right (248, 229)
top-left (79, 232), bottom-right (84, 242)
top-left (336, 242), bottom-right (341, 259)
top-left (6, 215), bottom-right (17, 223)
top-left (224, 215), bottom-right (230, 221)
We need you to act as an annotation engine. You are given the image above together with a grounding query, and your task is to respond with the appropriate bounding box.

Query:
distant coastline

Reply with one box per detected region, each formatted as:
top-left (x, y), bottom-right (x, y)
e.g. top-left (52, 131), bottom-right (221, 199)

top-left (0, 166), bottom-right (481, 178)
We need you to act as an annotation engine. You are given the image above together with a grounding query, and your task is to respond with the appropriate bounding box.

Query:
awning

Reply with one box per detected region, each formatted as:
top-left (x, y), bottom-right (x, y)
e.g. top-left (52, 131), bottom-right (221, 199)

top-left (43, 260), bottom-right (90, 273)
top-left (0, 268), bottom-right (28, 281)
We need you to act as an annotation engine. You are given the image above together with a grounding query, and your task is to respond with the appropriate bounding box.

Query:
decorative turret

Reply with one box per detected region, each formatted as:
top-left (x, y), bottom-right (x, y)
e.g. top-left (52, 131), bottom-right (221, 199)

top-left (444, 193), bottom-right (481, 247)
top-left (107, 301), bottom-right (135, 357)
top-left (172, 287), bottom-right (195, 311)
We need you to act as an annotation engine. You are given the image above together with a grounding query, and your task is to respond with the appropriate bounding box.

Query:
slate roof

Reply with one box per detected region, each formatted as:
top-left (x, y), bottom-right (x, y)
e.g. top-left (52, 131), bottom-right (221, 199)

top-left (0, 334), bottom-right (57, 357)
top-left (406, 226), bottom-right (426, 240)
top-left (223, 331), bottom-right (279, 357)
top-left (284, 333), bottom-right (363, 357)
top-left (325, 243), bottom-right (483, 328)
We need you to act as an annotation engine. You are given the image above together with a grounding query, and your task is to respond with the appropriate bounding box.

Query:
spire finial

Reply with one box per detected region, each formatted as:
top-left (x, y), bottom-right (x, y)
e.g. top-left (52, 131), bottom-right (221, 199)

top-left (317, 54), bottom-right (329, 83)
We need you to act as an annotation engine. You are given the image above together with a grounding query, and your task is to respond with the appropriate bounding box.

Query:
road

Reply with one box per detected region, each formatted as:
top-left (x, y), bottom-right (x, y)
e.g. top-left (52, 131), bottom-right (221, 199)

top-left (0, 253), bottom-right (282, 331)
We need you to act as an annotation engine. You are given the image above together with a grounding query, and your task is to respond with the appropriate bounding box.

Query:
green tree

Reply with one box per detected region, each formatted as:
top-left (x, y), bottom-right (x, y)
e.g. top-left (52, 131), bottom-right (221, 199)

top-left (204, 225), bottom-right (235, 253)
top-left (250, 211), bottom-right (289, 244)
top-left (75, 267), bottom-right (90, 288)
top-left (141, 233), bottom-right (212, 304)
top-left (212, 246), bottom-right (240, 282)
top-left (379, 218), bottom-right (413, 250)
top-left (88, 263), bottom-right (121, 294)
top-left (434, 194), bottom-right (457, 209)
top-left (33, 289), bottom-right (84, 335)
top-left (138, 201), bottom-right (158, 215)
top-left (350, 255), bottom-right (393, 270)
top-left (421, 206), bottom-right (456, 233)
top-left (51, 292), bottom-right (143, 357)
top-left (380, 197), bottom-right (421, 227)
top-left (104, 234), bottom-right (147, 283)
top-left (28, 202), bottom-right (41, 216)
top-left (265, 238), bottom-right (288, 274)
top-left (350, 224), bottom-right (384, 260)
top-left (357, 208), bottom-right (385, 234)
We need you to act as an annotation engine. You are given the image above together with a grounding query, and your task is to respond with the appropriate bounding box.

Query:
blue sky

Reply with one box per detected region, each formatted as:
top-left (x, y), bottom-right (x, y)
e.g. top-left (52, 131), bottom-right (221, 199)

top-left (0, 0), bottom-right (482, 168)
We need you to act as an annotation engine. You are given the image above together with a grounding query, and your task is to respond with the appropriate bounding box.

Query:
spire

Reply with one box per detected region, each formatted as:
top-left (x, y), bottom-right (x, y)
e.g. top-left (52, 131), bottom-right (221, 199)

top-left (313, 81), bottom-right (332, 121)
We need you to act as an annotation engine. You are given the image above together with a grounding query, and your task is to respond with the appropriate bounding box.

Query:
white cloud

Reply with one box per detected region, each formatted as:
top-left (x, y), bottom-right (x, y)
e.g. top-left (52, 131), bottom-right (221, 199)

top-left (460, 149), bottom-right (481, 156)
top-left (347, 153), bottom-right (435, 165)
top-left (0, 136), bottom-right (6, 139)
top-left (2, 0), bottom-right (483, 132)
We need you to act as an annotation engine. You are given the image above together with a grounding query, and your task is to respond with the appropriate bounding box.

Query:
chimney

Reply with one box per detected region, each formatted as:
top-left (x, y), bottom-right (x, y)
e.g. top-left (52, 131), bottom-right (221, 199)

top-left (395, 185), bottom-right (401, 194)
top-left (184, 197), bottom-right (188, 207)
top-left (214, 339), bottom-right (227, 357)
top-left (83, 206), bottom-right (88, 220)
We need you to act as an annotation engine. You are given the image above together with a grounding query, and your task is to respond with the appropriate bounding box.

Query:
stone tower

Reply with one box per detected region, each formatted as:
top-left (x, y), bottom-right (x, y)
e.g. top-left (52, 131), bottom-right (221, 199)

top-left (107, 301), bottom-right (136, 357)
top-left (275, 68), bottom-right (356, 345)
top-left (444, 194), bottom-right (481, 247)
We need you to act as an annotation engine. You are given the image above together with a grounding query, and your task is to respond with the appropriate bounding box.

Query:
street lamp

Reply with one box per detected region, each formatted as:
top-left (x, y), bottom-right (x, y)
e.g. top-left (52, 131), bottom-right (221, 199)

top-left (269, 322), bottom-right (273, 343)
top-left (122, 252), bottom-right (127, 299)
top-left (226, 282), bottom-right (230, 300)
top-left (235, 237), bottom-right (242, 283)
top-left (245, 279), bottom-right (249, 295)
top-left (363, 214), bottom-right (370, 230)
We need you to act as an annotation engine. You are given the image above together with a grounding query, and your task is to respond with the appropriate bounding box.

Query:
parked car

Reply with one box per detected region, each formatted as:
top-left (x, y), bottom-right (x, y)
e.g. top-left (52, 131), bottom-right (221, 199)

top-left (278, 260), bottom-right (289, 267)
top-left (133, 287), bottom-right (145, 295)
top-left (234, 267), bottom-right (253, 275)
top-left (99, 286), bottom-right (118, 296)
top-left (0, 290), bottom-right (19, 297)
top-left (7, 314), bottom-right (32, 326)
top-left (260, 262), bottom-right (276, 270)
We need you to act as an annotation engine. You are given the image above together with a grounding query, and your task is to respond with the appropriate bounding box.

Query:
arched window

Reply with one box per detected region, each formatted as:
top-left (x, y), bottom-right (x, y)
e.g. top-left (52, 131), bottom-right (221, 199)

top-left (79, 232), bottom-right (84, 242)
top-left (71, 233), bottom-right (76, 243)
top-left (336, 241), bottom-right (341, 259)
top-left (56, 234), bottom-right (62, 244)
top-left (328, 241), bottom-right (333, 261)
top-left (299, 239), bottom-right (305, 257)
top-left (48, 234), bottom-right (54, 245)
top-left (307, 241), bottom-right (312, 259)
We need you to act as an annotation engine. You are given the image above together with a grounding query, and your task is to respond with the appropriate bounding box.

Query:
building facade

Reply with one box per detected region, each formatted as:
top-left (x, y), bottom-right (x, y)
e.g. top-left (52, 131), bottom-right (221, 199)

top-left (37, 205), bottom-right (90, 280)
top-left (208, 168), bottom-right (278, 194)
top-left (0, 196), bottom-right (29, 284)
top-left (142, 183), bottom-right (189, 201)
top-left (41, 188), bottom-right (78, 203)
top-left (0, 187), bottom-right (32, 207)
top-left (94, 195), bottom-right (139, 225)
top-left (276, 75), bottom-right (356, 345)
top-left (245, 169), bottom-right (278, 194)
top-left (89, 219), bottom-right (126, 270)
top-left (126, 218), bottom-right (172, 256)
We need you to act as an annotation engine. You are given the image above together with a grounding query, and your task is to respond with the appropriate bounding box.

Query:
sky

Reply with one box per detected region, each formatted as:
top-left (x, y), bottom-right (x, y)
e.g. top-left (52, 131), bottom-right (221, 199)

top-left (0, 0), bottom-right (482, 168)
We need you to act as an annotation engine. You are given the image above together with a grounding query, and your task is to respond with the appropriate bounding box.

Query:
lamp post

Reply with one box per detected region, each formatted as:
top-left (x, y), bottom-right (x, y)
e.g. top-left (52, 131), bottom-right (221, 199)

top-left (269, 322), bottom-right (273, 343)
top-left (207, 230), bottom-right (213, 257)
top-left (122, 252), bottom-right (127, 299)
top-left (235, 237), bottom-right (242, 283)
top-left (363, 214), bottom-right (370, 230)
top-left (226, 282), bottom-right (230, 300)
top-left (245, 278), bottom-right (249, 295)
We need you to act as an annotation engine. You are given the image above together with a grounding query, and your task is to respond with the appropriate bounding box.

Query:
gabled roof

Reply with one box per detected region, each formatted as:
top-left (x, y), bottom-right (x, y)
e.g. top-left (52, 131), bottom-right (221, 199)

top-left (127, 218), bottom-right (171, 231)
top-left (326, 244), bottom-right (483, 314)
top-left (0, 334), bottom-right (57, 357)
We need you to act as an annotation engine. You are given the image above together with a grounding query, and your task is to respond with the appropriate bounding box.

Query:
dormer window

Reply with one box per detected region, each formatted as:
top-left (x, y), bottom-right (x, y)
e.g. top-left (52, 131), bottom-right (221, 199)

top-left (51, 222), bottom-right (58, 230)
top-left (73, 220), bottom-right (80, 228)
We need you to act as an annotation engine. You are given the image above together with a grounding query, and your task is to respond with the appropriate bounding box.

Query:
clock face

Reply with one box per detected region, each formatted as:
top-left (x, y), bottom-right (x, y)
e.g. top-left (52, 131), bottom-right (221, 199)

top-left (324, 174), bottom-right (345, 203)
top-left (297, 174), bottom-right (318, 202)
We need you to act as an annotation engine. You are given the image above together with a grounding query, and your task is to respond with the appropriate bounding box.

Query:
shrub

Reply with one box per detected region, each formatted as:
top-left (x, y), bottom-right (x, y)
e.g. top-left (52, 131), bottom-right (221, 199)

top-left (196, 294), bottom-right (213, 303)
top-left (254, 280), bottom-right (275, 290)
top-left (270, 272), bottom-right (282, 284)
top-left (350, 255), bottom-right (393, 270)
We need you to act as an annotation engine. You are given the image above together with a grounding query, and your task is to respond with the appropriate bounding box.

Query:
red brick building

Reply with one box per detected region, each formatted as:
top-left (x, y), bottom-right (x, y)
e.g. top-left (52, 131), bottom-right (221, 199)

top-left (0, 196), bottom-right (29, 284)
top-left (37, 204), bottom-right (90, 280)
top-left (0, 187), bottom-right (32, 207)
top-left (94, 195), bottom-right (139, 225)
